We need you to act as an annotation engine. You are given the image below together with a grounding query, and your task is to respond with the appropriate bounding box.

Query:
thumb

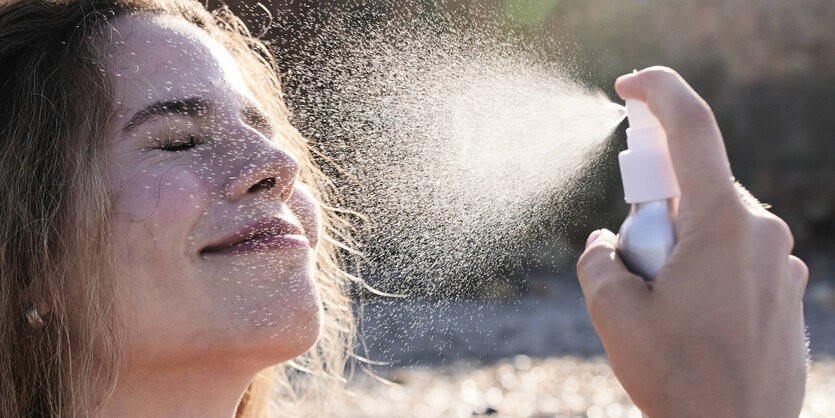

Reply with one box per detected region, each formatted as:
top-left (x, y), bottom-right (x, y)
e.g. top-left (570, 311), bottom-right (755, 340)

top-left (577, 229), bottom-right (649, 321)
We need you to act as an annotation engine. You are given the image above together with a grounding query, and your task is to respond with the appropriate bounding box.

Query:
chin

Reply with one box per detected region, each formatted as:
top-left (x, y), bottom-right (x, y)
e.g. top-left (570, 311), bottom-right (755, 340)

top-left (250, 284), bottom-right (323, 364)
top-left (283, 295), bottom-right (324, 358)
top-left (294, 302), bottom-right (324, 358)
top-left (211, 250), bottom-right (322, 364)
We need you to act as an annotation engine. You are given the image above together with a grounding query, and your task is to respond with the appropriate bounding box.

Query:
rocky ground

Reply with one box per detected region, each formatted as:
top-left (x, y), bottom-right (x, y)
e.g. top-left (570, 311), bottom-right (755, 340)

top-left (343, 354), bottom-right (835, 417)
top-left (341, 277), bottom-right (835, 417)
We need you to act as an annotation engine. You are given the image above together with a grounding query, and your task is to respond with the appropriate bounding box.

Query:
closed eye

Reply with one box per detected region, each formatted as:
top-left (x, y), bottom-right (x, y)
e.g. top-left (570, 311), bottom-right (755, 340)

top-left (157, 134), bottom-right (203, 152)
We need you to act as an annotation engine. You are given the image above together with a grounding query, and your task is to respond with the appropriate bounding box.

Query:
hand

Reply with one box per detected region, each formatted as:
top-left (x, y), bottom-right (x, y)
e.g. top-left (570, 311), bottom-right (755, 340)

top-left (576, 67), bottom-right (809, 418)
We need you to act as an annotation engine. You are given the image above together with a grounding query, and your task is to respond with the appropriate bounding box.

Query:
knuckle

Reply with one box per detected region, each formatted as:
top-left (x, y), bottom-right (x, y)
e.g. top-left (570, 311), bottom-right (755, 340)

top-left (756, 214), bottom-right (795, 251)
top-left (701, 203), bottom-right (794, 251)
top-left (789, 256), bottom-right (809, 282)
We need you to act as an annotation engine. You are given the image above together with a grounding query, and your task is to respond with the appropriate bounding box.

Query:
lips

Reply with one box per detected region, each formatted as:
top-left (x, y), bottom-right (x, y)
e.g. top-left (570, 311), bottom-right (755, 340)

top-left (200, 217), bottom-right (309, 255)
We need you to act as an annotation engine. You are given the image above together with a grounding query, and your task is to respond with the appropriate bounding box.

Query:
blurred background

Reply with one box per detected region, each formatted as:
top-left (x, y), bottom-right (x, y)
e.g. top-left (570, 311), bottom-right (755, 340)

top-left (214, 0), bottom-right (835, 416)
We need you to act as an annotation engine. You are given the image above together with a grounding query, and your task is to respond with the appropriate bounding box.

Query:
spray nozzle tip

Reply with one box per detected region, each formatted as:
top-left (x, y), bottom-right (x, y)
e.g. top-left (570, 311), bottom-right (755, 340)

top-left (625, 99), bottom-right (661, 129)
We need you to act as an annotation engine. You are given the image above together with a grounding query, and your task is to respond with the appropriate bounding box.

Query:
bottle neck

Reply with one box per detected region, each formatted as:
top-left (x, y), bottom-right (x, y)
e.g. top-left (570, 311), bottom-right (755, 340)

top-left (629, 198), bottom-right (676, 214)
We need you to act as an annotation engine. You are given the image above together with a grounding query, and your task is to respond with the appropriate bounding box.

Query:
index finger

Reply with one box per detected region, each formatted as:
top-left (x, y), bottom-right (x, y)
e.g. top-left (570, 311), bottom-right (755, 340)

top-left (615, 67), bottom-right (737, 209)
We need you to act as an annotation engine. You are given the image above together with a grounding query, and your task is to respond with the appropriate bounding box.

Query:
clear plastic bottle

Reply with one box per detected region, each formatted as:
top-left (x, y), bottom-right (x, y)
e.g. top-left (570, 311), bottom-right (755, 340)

top-left (617, 99), bottom-right (681, 281)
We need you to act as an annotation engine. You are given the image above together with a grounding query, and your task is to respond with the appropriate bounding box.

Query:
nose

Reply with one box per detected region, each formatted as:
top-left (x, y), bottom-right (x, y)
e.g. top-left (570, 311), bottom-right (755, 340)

top-left (224, 140), bottom-right (300, 203)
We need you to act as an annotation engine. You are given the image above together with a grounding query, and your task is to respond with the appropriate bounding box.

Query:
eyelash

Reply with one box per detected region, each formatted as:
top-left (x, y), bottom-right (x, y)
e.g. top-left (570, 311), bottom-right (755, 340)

top-left (157, 135), bottom-right (203, 152)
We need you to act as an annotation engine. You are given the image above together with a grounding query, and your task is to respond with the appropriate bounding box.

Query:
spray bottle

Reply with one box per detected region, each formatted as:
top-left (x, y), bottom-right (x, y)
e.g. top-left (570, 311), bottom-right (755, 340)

top-left (616, 99), bottom-right (681, 281)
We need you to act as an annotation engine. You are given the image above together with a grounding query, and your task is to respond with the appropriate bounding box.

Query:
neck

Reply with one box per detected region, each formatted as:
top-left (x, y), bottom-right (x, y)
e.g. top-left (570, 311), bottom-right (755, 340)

top-left (97, 361), bottom-right (258, 418)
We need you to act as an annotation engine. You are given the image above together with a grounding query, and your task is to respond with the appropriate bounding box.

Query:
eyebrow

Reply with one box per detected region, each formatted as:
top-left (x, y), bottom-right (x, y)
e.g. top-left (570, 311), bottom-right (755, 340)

top-left (120, 96), bottom-right (274, 137)
top-left (241, 103), bottom-right (273, 136)
top-left (121, 96), bottom-right (210, 134)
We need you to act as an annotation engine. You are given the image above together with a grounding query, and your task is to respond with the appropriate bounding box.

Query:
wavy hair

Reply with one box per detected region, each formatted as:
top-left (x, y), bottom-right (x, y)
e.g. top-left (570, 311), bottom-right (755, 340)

top-left (0, 0), bottom-right (356, 416)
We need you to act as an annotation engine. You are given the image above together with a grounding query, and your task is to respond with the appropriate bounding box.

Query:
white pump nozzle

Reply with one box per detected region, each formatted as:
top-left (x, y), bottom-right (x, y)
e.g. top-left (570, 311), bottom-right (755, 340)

top-left (618, 99), bottom-right (681, 203)
top-left (625, 99), bottom-right (661, 129)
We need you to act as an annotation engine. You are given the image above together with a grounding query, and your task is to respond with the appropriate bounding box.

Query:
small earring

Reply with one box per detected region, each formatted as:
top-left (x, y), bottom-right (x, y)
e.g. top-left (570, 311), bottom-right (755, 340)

top-left (25, 307), bottom-right (44, 329)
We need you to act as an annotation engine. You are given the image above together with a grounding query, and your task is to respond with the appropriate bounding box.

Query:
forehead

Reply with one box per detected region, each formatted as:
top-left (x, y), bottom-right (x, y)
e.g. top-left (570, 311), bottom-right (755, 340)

top-left (104, 14), bottom-right (253, 117)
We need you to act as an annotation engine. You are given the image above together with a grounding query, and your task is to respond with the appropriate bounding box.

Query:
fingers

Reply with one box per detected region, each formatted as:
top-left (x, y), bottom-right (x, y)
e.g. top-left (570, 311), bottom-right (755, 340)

top-left (577, 229), bottom-right (621, 286)
top-left (577, 229), bottom-right (648, 317)
top-left (615, 67), bottom-right (738, 212)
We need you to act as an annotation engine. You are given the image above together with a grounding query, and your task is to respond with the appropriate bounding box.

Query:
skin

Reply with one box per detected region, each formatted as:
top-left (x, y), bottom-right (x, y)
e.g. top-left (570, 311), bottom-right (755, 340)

top-left (96, 14), bottom-right (322, 417)
top-left (578, 67), bottom-right (809, 417)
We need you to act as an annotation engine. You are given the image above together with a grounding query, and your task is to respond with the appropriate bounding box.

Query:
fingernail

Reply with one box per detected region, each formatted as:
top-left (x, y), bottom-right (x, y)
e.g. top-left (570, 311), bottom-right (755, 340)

top-left (586, 230), bottom-right (602, 249)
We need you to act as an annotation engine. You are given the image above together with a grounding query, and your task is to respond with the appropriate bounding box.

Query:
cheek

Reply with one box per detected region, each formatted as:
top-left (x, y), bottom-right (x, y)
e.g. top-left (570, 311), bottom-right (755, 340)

top-left (110, 164), bottom-right (211, 270)
top-left (114, 166), bottom-right (210, 223)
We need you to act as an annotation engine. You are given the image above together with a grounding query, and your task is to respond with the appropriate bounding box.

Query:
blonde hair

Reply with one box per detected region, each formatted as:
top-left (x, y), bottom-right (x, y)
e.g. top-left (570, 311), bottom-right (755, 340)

top-left (0, 0), bottom-right (356, 416)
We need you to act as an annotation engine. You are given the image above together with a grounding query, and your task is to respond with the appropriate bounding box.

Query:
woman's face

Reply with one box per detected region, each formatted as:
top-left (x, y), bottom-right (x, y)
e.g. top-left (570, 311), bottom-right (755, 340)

top-left (101, 14), bottom-right (322, 369)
